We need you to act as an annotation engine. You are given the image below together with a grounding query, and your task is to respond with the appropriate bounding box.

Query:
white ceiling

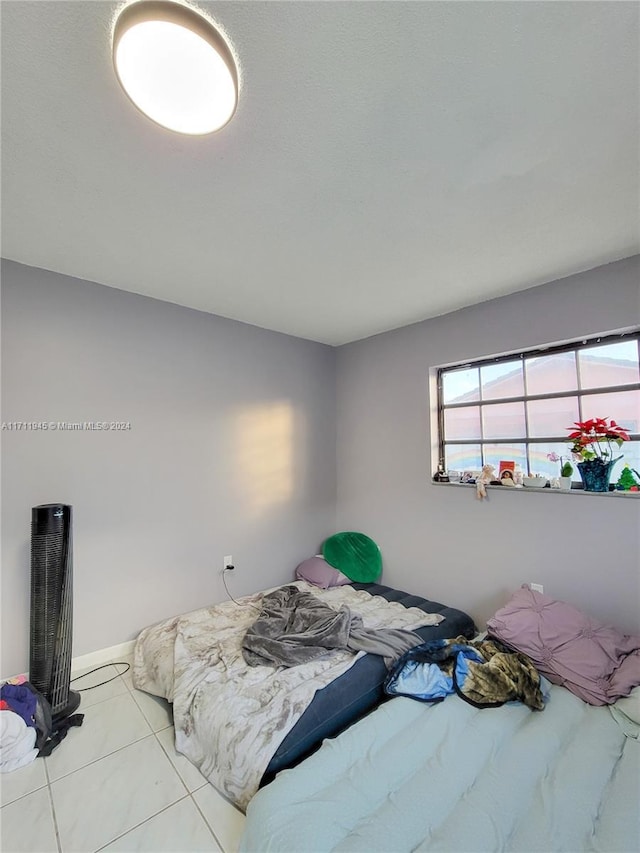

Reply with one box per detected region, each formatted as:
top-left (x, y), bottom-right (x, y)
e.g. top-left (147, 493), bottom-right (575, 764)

top-left (2, 1), bottom-right (638, 345)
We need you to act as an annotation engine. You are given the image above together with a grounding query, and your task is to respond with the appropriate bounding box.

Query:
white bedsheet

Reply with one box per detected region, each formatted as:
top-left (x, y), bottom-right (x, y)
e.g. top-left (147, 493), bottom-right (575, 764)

top-left (240, 684), bottom-right (640, 852)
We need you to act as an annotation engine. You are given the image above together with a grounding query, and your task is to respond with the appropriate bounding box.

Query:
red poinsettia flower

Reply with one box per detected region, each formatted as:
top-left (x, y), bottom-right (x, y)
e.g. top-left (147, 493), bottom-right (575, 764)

top-left (566, 418), bottom-right (630, 462)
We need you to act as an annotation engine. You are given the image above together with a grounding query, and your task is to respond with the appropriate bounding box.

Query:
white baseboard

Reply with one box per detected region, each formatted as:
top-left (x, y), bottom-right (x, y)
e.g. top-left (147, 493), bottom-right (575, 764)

top-left (71, 640), bottom-right (136, 674)
top-left (3, 640), bottom-right (136, 682)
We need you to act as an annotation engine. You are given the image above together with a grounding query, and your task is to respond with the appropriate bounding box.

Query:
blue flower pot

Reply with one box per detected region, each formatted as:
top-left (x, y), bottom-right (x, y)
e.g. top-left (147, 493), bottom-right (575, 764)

top-left (577, 458), bottom-right (620, 492)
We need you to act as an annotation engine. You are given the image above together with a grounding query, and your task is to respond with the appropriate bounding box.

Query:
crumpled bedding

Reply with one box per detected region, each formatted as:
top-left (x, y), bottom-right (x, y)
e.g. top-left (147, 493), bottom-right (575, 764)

top-left (243, 585), bottom-right (425, 668)
top-left (240, 684), bottom-right (640, 852)
top-left (610, 684), bottom-right (640, 739)
top-left (133, 581), bottom-right (443, 809)
top-left (385, 636), bottom-right (545, 710)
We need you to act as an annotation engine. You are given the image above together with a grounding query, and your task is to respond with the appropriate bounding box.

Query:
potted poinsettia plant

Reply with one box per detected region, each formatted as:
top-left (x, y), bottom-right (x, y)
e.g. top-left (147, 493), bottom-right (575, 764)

top-left (567, 418), bottom-right (630, 492)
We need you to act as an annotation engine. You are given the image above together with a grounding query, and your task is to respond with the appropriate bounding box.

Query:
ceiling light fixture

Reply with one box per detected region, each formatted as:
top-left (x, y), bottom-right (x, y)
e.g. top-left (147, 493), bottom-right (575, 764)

top-left (112, 0), bottom-right (238, 135)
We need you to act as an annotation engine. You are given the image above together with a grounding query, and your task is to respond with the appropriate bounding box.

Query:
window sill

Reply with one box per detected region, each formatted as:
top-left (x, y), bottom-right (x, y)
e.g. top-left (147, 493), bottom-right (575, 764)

top-left (432, 481), bottom-right (640, 498)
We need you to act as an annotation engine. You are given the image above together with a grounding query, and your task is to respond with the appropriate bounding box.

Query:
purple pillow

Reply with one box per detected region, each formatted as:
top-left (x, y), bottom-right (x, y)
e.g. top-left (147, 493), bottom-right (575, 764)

top-left (487, 585), bottom-right (640, 706)
top-left (295, 556), bottom-right (351, 589)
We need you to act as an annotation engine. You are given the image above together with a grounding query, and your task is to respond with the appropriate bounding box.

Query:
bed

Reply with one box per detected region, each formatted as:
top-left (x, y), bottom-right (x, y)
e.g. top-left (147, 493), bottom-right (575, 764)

top-left (264, 582), bottom-right (475, 784)
top-left (239, 683), bottom-right (640, 852)
top-left (133, 580), bottom-right (475, 809)
top-left (240, 585), bottom-right (640, 853)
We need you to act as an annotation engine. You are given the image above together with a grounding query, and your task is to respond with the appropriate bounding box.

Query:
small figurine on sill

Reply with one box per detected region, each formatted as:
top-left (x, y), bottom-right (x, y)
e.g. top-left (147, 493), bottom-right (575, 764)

top-left (500, 469), bottom-right (516, 487)
top-left (476, 464), bottom-right (495, 500)
top-left (616, 465), bottom-right (640, 492)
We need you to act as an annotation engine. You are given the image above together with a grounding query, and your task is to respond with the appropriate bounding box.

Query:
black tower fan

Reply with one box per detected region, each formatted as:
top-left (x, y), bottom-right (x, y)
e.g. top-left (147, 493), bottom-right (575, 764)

top-left (30, 504), bottom-right (80, 720)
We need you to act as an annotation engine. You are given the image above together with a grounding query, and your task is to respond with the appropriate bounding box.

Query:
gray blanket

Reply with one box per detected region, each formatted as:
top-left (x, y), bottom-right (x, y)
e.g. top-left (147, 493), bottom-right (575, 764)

top-left (243, 585), bottom-right (423, 668)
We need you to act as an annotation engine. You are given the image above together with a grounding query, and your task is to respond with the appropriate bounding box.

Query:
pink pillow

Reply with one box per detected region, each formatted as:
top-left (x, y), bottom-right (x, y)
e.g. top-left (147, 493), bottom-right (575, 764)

top-left (295, 556), bottom-right (351, 589)
top-left (487, 586), bottom-right (640, 706)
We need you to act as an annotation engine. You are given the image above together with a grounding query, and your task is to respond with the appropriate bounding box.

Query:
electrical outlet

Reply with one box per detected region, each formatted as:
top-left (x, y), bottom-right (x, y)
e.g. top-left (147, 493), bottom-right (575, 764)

top-left (223, 555), bottom-right (233, 571)
top-left (530, 583), bottom-right (544, 594)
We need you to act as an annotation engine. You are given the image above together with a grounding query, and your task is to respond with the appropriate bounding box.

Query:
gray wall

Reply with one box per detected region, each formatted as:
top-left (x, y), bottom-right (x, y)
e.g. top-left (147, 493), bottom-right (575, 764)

top-left (3, 256), bottom-right (639, 677)
top-left (1, 260), bottom-right (336, 676)
top-left (336, 256), bottom-right (640, 634)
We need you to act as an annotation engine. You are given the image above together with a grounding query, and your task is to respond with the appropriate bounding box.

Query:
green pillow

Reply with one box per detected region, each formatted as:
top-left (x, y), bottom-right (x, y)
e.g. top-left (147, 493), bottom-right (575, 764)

top-left (321, 532), bottom-right (382, 583)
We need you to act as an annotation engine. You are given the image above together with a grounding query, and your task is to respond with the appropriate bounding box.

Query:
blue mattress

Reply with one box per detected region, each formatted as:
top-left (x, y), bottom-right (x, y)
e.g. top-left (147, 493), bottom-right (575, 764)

top-left (261, 582), bottom-right (476, 784)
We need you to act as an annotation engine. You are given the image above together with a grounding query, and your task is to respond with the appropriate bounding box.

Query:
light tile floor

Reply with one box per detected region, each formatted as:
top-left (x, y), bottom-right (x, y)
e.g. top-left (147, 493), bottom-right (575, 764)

top-left (0, 658), bottom-right (245, 853)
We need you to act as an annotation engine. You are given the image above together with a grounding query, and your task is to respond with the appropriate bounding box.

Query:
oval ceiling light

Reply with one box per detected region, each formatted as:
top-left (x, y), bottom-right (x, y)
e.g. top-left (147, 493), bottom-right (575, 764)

top-left (113, 1), bottom-right (238, 135)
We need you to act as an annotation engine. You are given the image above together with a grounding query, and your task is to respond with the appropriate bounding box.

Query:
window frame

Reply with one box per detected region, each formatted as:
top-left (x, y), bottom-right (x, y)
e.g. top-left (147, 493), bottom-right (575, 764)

top-left (436, 330), bottom-right (640, 478)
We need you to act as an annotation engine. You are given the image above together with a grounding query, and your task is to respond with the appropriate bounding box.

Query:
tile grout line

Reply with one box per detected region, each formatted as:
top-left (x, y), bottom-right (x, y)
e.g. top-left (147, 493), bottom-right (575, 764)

top-left (150, 711), bottom-right (224, 851)
top-left (151, 718), bottom-right (222, 848)
top-left (152, 729), bottom-right (191, 797)
top-left (47, 674), bottom-right (172, 785)
top-left (44, 758), bottom-right (62, 853)
top-left (153, 724), bottom-right (209, 796)
top-left (92, 792), bottom-right (192, 853)
top-left (50, 702), bottom-right (185, 852)
top-left (119, 665), bottom-right (177, 733)
top-left (0, 665), bottom-right (142, 846)
top-left (124, 665), bottom-right (229, 851)
top-left (128, 691), bottom-right (174, 732)
top-left (190, 790), bottom-right (228, 853)
top-left (38, 661), bottom-right (198, 852)
top-left (0, 777), bottom-right (49, 809)
top-left (47, 730), bottom-right (159, 785)
top-left (2, 666), bottom-right (229, 852)
top-left (91, 726), bottom-right (203, 852)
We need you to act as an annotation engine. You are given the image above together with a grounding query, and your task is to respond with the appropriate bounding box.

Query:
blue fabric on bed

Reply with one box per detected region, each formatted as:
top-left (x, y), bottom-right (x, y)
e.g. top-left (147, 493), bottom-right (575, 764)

top-left (261, 583), bottom-right (476, 784)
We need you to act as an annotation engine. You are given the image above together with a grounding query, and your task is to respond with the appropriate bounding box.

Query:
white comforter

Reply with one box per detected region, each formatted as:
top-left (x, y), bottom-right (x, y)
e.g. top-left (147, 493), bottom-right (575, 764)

top-left (241, 684), bottom-right (640, 852)
top-left (133, 581), bottom-right (442, 809)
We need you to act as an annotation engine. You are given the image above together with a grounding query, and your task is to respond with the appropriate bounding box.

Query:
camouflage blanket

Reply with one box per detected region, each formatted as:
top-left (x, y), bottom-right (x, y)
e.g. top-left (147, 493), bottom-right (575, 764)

top-left (385, 636), bottom-right (545, 710)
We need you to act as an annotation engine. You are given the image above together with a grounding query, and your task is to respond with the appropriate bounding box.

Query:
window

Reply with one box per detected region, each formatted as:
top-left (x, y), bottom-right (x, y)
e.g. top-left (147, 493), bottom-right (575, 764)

top-left (437, 331), bottom-right (640, 483)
